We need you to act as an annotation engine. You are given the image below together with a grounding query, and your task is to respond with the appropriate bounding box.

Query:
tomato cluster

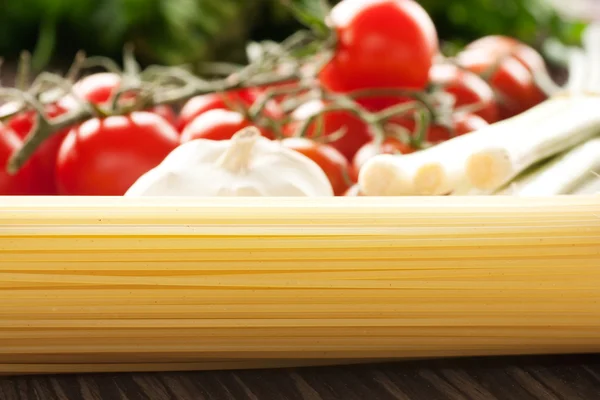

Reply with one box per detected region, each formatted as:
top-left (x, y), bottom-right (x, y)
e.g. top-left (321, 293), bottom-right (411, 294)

top-left (311, 0), bottom-right (546, 194)
top-left (0, 0), bottom-right (549, 197)
top-left (1, 73), bottom-right (180, 196)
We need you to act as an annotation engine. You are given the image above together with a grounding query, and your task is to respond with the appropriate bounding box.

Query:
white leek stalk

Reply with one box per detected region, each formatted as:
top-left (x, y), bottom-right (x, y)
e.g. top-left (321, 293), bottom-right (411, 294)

top-left (465, 96), bottom-right (600, 191)
top-left (570, 174), bottom-right (600, 195)
top-left (494, 138), bottom-right (600, 196)
top-left (465, 24), bottom-right (600, 192)
top-left (358, 97), bottom-right (574, 196)
top-left (359, 23), bottom-right (600, 197)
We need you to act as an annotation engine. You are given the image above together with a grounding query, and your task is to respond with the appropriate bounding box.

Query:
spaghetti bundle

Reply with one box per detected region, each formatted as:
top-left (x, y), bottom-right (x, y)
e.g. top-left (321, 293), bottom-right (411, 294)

top-left (0, 196), bottom-right (599, 375)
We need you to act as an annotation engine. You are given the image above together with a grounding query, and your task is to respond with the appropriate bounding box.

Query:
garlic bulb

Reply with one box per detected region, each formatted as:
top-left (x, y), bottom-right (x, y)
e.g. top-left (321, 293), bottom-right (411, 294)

top-left (125, 127), bottom-right (334, 197)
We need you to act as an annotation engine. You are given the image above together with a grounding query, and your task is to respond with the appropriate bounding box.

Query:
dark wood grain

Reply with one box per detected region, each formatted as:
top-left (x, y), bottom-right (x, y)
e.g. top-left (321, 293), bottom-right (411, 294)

top-left (1, 355), bottom-right (599, 400)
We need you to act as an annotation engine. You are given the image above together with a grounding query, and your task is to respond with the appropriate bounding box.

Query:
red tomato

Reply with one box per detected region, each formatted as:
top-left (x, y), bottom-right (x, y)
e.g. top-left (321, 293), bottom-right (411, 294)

top-left (284, 100), bottom-right (373, 161)
top-left (319, 0), bottom-right (438, 93)
top-left (466, 37), bottom-right (548, 108)
top-left (281, 137), bottom-right (351, 196)
top-left (354, 94), bottom-right (416, 114)
top-left (62, 72), bottom-right (122, 106)
top-left (391, 112), bottom-right (488, 144)
top-left (60, 72), bottom-right (178, 127)
top-left (4, 103), bottom-right (70, 194)
top-left (344, 184), bottom-right (364, 196)
top-left (56, 112), bottom-right (180, 196)
top-left (350, 137), bottom-right (415, 182)
top-left (177, 90), bottom-right (258, 131)
top-left (429, 63), bottom-right (498, 123)
top-left (466, 35), bottom-right (546, 73)
top-left (180, 109), bottom-right (274, 143)
top-left (0, 124), bottom-right (45, 195)
top-left (150, 105), bottom-right (177, 127)
top-left (457, 48), bottom-right (544, 119)
top-left (431, 113), bottom-right (489, 142)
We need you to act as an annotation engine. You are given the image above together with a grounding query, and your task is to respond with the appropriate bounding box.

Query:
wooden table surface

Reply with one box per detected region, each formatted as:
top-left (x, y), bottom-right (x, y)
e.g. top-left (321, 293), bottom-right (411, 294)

top-left (1, 354), bottom-right (599, 400)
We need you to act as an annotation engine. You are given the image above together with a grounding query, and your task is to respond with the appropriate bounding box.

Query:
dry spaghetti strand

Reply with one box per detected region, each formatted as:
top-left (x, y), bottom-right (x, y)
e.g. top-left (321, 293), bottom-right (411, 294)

top-left (0, 196), bottom-right (599, 374)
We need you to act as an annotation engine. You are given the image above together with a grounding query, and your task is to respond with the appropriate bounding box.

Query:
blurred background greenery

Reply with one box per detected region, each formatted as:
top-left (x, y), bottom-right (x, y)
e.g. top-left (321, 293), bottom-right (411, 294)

top-left (0, 0), bottom-right (589, 72)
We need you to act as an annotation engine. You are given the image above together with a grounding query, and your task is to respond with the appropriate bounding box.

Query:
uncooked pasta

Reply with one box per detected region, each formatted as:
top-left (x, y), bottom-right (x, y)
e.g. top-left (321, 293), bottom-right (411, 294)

top-left (0, 196), bottom-right (599, 375)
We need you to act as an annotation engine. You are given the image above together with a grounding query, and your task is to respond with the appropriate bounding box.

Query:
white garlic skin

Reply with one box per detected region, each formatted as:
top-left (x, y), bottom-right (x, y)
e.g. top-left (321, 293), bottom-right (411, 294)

top-left (125, 128), bottom-right (334, 197)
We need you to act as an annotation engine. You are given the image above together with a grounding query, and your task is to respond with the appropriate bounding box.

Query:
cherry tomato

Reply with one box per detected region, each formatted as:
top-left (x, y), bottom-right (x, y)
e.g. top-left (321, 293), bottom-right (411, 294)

top-left (62, 72), bottom-right (122, 106)
top-left (59, 72), bottom-right (132, 112)
top-left (56, 112), bottom-right (180, 196)
top-left (59, 72), bottom-right (178, 127)
top-left (344, 184), bottom-right (364, 196)
top-left (281, 137), bottom-right (351, 196)
top-left (354, 94), bottom-right (416, 114)
top-left (180, 109), bottom-right (274, 143)
top-left (284, 100), bottom-right (373, 161)
top-left (150, 105), bottom-right (177, 128)
top-left (350, 137), bottom-right (415, 182)
top-left (177, 90), bottom-right (258, 131)
top-left (0, 124), bottom-right (45, 195)
top-left (467, 36), bottom-right (548, 108)
top-left (391, 112), bottom-right (488, 144)
top-left (4, 103), bottom-right (70, 194)
top-left (466, 35), bottom-right (546, 74)
top-left (430, 113), bottom-right (489, 142)
top-left (429, 63), bottom-right (499, 123)
top-left (456, 48), bottom-right (542, 119)
top-left (319, 0), bottom-right (438, 93)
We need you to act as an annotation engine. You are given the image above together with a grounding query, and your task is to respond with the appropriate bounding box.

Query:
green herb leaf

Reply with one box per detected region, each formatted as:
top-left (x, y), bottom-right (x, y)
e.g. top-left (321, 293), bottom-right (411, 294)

top-left (281, 0), bottom-right (330, 37)
top-left (31, 17), bottom-right (57, 73)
